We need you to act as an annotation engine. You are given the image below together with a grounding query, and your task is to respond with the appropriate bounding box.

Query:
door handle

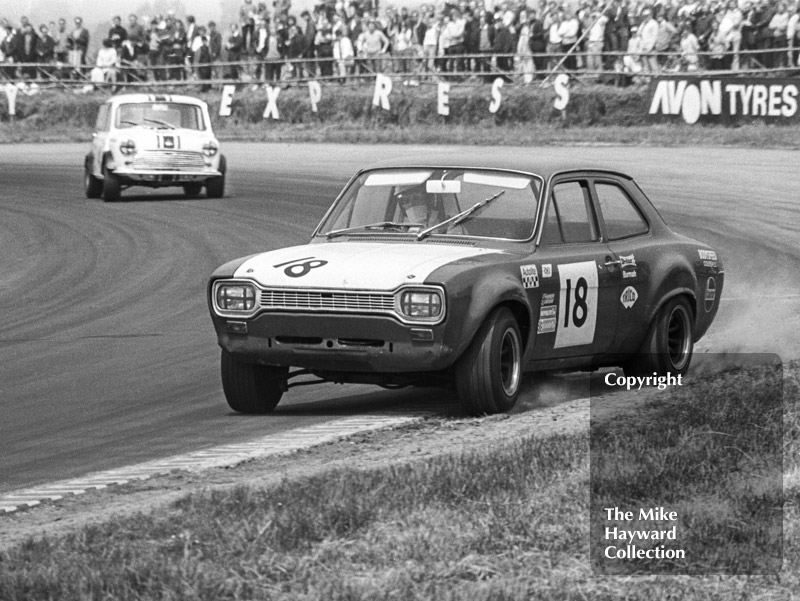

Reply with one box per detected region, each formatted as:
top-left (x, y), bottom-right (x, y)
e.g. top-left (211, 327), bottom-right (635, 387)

top-left (604, 258), bottom-right (621, 267)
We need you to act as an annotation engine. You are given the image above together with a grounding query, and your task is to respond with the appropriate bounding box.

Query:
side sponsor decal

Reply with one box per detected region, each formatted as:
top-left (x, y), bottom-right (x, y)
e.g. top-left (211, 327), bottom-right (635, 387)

top-left (554, 261), bottom-right (598, 349)
top-left (698, 248), bottom-right (718, 268)
top-left (542, 264), bottom-right (552, 278)
top-left (541, 292), bottom-right (555, 306)
top-left (537, 317), bottom-right (557, 334)
top-left (623, 270), bottom-right (637, 279)
top-left (520, 264), bottom-right (539, 289)
top-left (621, 286), bottom-right (638, 309)
top-left (619, 253), bottom-right (636, 268)
top-left (705, 277), bottom-right (716, 312)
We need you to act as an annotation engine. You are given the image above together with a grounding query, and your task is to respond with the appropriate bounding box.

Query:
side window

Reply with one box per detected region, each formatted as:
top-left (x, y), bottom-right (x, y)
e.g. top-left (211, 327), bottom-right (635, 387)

top-left (541, 180), bottom-right (599, 244)
top-left (595, 182), bottom-right (649, 240)
top-left (95, 104), bottom-right (110, 132)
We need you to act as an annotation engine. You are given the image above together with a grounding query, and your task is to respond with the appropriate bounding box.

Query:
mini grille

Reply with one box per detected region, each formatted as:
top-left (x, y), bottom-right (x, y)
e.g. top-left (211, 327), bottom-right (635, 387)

top-left (260, 290), bottom-right (395, 314)
top-left (131, 151), bottom-right (205, 171)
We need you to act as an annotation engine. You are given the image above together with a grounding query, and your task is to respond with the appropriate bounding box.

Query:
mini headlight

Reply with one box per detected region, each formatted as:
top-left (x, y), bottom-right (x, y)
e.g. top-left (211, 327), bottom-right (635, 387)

top-left (398, 290), bottom-right (443, 320)
top-left (119, 138), bottom-right (136, 155)
top-left (203, 140), bottom-right (219, 157)
top-left (216, 284), bottom-right (256, 312)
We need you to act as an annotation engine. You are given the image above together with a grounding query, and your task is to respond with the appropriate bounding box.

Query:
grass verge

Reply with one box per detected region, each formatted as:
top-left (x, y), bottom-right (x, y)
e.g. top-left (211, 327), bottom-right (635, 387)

top-left (0, 363), bottom-right (797, 600)
top-left (1, 87), bottom-right (800, 147)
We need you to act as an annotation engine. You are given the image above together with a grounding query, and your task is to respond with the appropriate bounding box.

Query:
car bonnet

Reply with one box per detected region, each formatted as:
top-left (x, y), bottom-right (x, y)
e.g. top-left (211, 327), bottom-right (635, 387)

top-left (232, 242), bottom-right (507, 290)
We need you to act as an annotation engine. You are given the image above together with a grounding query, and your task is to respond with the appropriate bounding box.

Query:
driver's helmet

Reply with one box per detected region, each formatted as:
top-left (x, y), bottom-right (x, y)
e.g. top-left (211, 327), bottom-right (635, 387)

top-left (396, 185), bottom-right (433, 224)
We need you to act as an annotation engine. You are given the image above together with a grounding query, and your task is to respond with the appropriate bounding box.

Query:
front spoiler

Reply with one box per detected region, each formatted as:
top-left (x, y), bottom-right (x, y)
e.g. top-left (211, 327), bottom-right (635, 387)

top-left (211, 311), bottom-right (458, 374)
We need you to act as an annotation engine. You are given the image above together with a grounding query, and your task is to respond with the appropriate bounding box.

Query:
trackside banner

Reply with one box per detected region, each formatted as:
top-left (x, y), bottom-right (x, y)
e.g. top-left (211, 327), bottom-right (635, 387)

top-left (647, 76), bottom-right (799, 124)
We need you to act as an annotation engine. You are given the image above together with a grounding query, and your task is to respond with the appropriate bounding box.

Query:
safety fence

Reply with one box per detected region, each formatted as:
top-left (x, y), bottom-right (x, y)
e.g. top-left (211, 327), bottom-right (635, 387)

top-left (2, 45), bottom-right (798, 90)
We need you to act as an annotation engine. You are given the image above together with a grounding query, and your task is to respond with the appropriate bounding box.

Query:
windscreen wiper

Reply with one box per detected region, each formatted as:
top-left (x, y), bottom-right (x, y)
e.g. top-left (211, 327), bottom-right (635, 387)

top-left (416, 190), bottom-right (505, 240)
top-left (325, 221), bottom-right (420, 239)
top-left (144, 118), bottom-right (177, 129)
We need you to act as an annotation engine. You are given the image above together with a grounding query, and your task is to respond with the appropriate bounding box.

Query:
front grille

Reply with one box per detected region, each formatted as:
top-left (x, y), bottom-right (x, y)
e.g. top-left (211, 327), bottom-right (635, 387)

top-left (260, 289), bottom-right (395, 315)
top-left (131, 151), bottom-right (205, 171)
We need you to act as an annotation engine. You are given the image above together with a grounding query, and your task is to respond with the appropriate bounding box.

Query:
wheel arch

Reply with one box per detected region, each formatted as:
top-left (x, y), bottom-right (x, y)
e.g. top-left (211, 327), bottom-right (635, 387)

top-left (449, 285), bottom-right (533, 367)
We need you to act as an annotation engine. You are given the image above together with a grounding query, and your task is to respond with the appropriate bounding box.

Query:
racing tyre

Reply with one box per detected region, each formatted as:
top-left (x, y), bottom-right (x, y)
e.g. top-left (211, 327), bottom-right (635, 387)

top-left (183, 183), bottom-right (203, 197)
top-left (624, 296), bottom-right (694, 378)
top-left (85, 167), bottom-right (102, 198)
top-left (455, 307), bottom-right (522, 416)
top-left (206, 155), bottom-right (226, 198)
top-left (206, 174), bottom-right (225, 198)
top-left (221, 350), bottom-right (287, 414)
top-left (102, 169), bottom-right (121, 202)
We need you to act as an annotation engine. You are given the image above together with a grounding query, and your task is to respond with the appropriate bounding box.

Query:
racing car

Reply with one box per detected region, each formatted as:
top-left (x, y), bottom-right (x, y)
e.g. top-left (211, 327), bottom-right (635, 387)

top-left (208, 160), bottom-right (723, 415)
top-left (84, 94), bottom-right (226, 201)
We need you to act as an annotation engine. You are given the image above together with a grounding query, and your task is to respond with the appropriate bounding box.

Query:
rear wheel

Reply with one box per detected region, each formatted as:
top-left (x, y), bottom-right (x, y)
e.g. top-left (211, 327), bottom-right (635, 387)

top-left (221, 350), bottom-right (287, 414)
top-left (455, 307), bottom-right (522, 416)
top-left (624, 296), bottom-right (694, 378)
top-left (84, 168), bottom-right (102, 198)
top-left (102, 168), bottom-right (121, 202)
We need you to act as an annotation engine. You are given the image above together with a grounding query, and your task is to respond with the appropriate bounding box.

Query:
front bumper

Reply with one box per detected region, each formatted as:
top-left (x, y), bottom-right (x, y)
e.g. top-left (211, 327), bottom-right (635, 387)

top-left (211, 311), bottom-right (457, 374)
top-left (113, 169), bottom-right (222, 184)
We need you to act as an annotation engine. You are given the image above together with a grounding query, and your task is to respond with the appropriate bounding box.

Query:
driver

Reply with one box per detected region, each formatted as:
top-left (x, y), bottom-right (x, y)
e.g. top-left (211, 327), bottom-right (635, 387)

top-left (396, 186), bottom-right (435, 226)
top-left (396, 185), bottom-right (467, 234)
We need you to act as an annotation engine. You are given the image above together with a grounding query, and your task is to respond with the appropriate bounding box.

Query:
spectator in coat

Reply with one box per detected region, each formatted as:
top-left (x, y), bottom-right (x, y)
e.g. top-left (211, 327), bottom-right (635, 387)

top-left (226, 23), bottom-right (244, 79)
top-left (67, 16), bottom-right (89, 72)
top-left (638, 7), bottom-right (659, 74)
top-left (197, 35), bottom-right (213, 91)
top-left (19, 24), bottom-right (38, 79)
top-left (109, 16), bottom-right (127, 50)
top-left (36, 23), bottom-right (57, 75)
top-left (529, 10), bottom-right (547, 75)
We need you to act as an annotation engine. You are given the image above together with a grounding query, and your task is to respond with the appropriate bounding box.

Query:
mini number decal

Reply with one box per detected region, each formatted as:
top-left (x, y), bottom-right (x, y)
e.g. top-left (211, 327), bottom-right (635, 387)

top-left (554, 261), bottom-right (598, 349)
top-left (273, 256), bottom-right (329, 278)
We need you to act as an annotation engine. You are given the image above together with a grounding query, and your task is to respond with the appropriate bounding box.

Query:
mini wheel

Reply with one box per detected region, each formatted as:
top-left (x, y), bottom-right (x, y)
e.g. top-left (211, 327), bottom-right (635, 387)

top-left (85, 168), bottom-right (102, 198)
top-left (206, 174), bottom-right (225, 199)
top-left (183, 183), bottom-right (203, 197)
top-left (221, 350), bottom-right (287, 414)
top-left (102, 168), bottom-right (121, 202)
top-left (624, 296), bottom-right (694, 378)
top-left (455, 307), bottom-right (523, 416)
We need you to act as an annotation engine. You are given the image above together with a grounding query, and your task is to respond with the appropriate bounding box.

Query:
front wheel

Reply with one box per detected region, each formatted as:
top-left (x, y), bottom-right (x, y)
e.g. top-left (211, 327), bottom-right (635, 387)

top-left (102, 169), bottom-right (121, 202)
top-left (206, 174), bottom-right (225, 198)
top-left (455, 307), bottom-right (523, 416)
top-left (220, 350), bottom-right (287, 414)
top-left (183, 183), bottom-right (203, 197)
top-left (624, 296), bottom-right (694, 378)
top-left (85, 168), bottom-right (102, 198)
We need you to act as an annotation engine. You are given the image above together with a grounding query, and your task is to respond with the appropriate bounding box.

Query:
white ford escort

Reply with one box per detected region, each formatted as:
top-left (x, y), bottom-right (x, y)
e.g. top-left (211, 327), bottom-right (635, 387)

top-left (84, 94), bottom-right (226, 201)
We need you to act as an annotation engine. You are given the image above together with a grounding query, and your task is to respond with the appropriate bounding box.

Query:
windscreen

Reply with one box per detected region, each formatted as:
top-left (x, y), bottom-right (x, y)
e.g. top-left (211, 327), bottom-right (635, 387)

top-left (115, 103), bottom-right (205, 130)
top-left (318, 168), bottom-right (541, 241)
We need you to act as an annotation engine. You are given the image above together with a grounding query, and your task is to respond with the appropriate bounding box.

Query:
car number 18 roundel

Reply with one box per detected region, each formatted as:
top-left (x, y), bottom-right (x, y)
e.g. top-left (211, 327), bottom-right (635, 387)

top-left (555, 261), bottom-right (598, 349)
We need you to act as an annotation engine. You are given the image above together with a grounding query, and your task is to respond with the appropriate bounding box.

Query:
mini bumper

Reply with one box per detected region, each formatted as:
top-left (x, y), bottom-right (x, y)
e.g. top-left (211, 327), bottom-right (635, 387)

top-left (211, 311), bottom-right (458, 373)
top-left (113, 169), bottom-right (222, 182)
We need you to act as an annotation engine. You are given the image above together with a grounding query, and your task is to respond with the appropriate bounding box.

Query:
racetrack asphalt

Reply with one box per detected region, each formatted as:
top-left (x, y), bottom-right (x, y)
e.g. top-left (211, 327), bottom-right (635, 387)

top-left (1, 142), bottom-right (798, 495)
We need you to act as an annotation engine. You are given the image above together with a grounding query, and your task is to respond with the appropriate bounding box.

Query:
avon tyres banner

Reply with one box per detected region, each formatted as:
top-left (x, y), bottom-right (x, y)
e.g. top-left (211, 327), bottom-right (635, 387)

top-left (647, 76), bottom-right (799, 124)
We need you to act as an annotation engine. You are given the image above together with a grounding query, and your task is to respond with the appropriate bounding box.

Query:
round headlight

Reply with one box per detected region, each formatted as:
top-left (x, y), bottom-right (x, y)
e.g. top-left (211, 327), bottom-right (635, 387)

top-left (119, 138), bottom-right (136, 155)
top-left (203, 140), bottom-right (219, 157)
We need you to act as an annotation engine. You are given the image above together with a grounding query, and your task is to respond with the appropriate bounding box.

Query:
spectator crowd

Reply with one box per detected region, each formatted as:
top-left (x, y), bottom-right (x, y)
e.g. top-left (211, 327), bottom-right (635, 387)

top-left (1, 0), bottom-right (799, 89)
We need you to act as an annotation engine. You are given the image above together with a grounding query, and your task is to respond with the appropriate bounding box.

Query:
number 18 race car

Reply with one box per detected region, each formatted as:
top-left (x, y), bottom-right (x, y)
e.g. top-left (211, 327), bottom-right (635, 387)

top-left (208, 160), bottom-right (723, 415)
